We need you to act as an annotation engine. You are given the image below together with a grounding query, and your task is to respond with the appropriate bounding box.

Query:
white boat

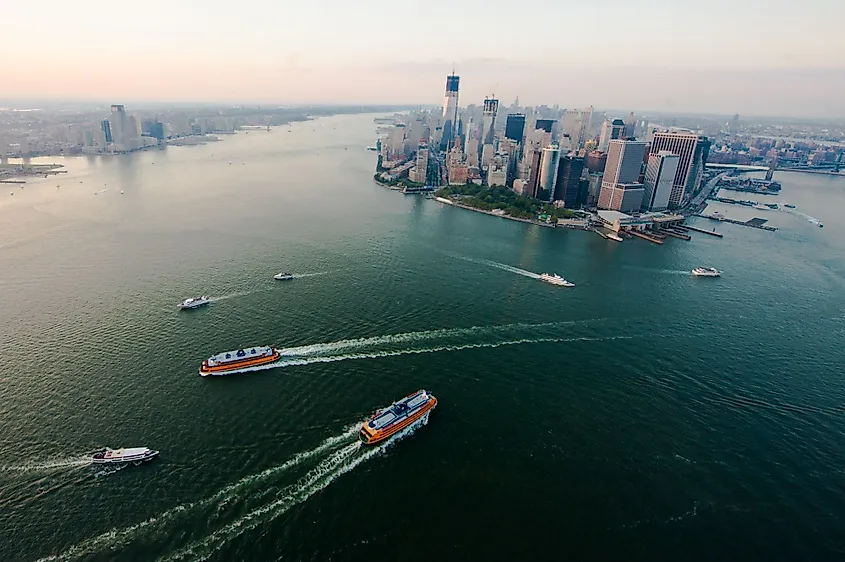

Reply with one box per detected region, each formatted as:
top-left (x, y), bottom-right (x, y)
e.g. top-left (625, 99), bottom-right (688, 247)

top-left (274, 272), bottom-right (294, 280)
top-left (92, 447), bottom-right (159, 464)
top-left (692, 267), bottom-right (721, 277)
top-left (753, 204), bottom-right (769, 210)
top-left (607, 233), bottom-right (623, 242)
top-left (178, 296), bottom-right (210, 309)
top-left (539, 273), bottom-right (575, 287)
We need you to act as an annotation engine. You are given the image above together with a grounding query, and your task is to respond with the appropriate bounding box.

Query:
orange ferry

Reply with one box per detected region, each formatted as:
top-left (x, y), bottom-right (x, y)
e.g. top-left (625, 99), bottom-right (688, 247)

top-left (199, 346), bottom-right (281, 376)
top-left (360, 389), bottom-right (437, 444)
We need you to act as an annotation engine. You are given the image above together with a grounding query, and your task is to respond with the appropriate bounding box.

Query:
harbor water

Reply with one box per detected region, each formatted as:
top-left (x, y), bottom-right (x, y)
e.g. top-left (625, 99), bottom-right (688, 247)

top-left (1, 114), bottom-right (844, 561)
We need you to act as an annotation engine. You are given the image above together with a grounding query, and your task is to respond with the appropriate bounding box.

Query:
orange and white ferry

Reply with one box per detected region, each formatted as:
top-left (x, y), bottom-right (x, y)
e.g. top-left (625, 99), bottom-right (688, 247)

top-left (359, 389), bottom-right (437, 445)
top-left (199, 346), bottom-right (281, 376)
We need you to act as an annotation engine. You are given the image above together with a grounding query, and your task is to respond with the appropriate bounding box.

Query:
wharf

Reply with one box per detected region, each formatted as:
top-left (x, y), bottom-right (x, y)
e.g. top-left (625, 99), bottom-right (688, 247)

top-left (663, 228), bottom-right (691, 241)
top-left (693, 214), bottom-right (777, 232)
top-left (680, 224), bottom-right (724, 238)
top-left (630, 230), bottom-right (664, 244)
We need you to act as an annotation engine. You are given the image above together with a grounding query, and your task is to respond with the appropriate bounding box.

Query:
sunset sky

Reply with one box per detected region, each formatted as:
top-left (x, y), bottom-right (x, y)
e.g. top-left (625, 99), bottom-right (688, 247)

top-left (2, 0), bottom-right (843, 116)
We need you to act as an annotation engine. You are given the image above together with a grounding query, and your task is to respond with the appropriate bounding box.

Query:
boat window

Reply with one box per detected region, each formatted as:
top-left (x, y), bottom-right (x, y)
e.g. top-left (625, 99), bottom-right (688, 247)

top-left (251, 349), bottom-right (256, 354)
top-left (225, 353), bottom-right (231, 358)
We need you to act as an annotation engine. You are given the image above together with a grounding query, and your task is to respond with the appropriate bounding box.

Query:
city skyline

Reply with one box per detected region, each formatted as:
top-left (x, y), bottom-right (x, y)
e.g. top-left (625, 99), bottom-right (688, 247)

top-left (1, 0), bottom-right (843, 117)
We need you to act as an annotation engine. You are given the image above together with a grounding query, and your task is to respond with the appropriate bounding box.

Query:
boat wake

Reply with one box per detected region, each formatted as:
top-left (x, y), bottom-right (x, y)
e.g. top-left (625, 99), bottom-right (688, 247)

top-left (208, 290), bottom-right (254, 303)
top-left (94, 189), bottom-right (109, 195)
top-left (211, 320), bottom-right (626, 375)
top-left (0, 456), bottom-right (91, 473)
top-left (448, 252), bottom-right (542, 280)
top-left (291, 271), bottom-right (329, 279)
top-left (784, 207), bottom-right (823, 227)
top-left (37, 418), bottom-right (427, 561)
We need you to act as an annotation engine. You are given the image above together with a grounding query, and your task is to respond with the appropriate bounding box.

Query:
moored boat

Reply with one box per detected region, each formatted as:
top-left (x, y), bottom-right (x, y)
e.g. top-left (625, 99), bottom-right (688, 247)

top-left (178, 296), bottom-right (210, 309)
top-left (539, 272), bottom-right (575, 287)
top-left (199, 346), bottom-right (281, 376)
top-left (692, 267), bottom-right (721, 277)
top-left (92, 447), bottom-right (159, 464)
top-left (360, 389), bottom-right (437, 445)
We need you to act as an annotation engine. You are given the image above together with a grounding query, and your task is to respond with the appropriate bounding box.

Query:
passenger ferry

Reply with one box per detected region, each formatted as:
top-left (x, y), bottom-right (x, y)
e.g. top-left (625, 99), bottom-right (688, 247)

top-left (92, 447), bottom-right (159, 464)
top-left (178, 296), bottom-right (210, 309)
top-left (199, 346), bottom-right (281, 376)
top-left (692, 267), bottom-right (721, 277)
top-left (360, 389), bottom-right (437, 445)
top-left (539, 273), bottom-right (575, 287)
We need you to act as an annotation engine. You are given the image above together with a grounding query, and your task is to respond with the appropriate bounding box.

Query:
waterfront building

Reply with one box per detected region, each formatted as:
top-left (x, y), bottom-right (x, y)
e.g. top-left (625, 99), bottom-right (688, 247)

top-left (440, 74), bottom-right (460, 151)
top-left (642, 151), bottom-right (679, 212)
top-left (482, 98), bottom-right (499, 146)
top-left (553, 155), bottom-right (585, 208)
top-left (449, 164), bottom-right (468, 185)
top-left (598, 140), bottom-right (647, 212)
top-left (513, 178), bottom-right (530, 196)
top-left (505, 113), bottom-right (526, 143)
top-left (409, 147), bottom-right (429, 183)
top-left (649, 132), bottom-right (711, 207)
top-left (538, 144), bottom-right (561, 201)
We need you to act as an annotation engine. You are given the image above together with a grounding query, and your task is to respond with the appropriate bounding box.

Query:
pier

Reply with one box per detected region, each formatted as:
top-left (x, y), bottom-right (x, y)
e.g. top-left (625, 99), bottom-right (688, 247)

top-left (629, 230), bottom-right (664, 244)
top-left (681, 225), bottom-right (724, 238)
top-left (693, 214), bottom-right (777, 232)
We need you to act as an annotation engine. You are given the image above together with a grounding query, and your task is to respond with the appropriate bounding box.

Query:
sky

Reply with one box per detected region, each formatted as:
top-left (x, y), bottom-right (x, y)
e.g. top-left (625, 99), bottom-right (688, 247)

top-left (2, 0), bottom-right (844, 117)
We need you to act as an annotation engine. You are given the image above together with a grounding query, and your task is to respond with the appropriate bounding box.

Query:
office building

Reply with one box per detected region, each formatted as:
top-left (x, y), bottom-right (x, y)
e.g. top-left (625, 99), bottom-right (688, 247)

top-left (586, 150), bottom-right (607, 173)
top-left (649, 132), bottom-right (711, 207)
top-left (480, 143), bottom-right (495, 170)
top-left (623, 112), bottom-right (636, 138)
top-left (538, 144), bottom-right (560, 201)
top-left (587, 172), bottom-right (604, 206)
top-left (562, 107), bottom-right (593, 149)
top-left (410, 147), bottom-right (429, 184)
top-left (552, 155), bottom-right (585, 208)
top-left (482, 98), bottom-right (499, 146)
top-left (642, 151), bottom-right (679, 212)
top-left (526, 150), bottom-right (543, 198)
top-left (535, 119), bottom-right (554, 133)
top-left (598, 140), bottom-right (647, 212)
top-left (487, 153), bottom-right (509, 186)
top-left (100, 119), bottom-right (112, 143)
top-left (505, 113), bottom-right (526, 143)
top-left (440, 74), bottom-right (460, 151)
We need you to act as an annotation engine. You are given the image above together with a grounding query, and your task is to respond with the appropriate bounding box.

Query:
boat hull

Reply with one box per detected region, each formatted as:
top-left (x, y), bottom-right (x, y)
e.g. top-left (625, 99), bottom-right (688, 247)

top-left (360, 392), bottom-right (437, 445)
top-left (199, 349), bottom-right (282, 376)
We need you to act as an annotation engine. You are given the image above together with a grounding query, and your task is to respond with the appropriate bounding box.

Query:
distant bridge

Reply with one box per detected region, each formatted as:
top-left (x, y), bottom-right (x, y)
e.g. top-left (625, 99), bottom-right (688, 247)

top-left (705, 163), bottom-right (769, 172)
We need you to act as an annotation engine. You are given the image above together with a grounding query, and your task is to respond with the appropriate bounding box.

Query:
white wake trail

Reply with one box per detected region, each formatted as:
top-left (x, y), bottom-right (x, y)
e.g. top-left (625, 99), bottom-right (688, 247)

top-left (0, 456), bottom-right (91, 472)
top-left (36, 424), bottom-right (361, 562)
top-left (165, 414), bottom-right (430, 561)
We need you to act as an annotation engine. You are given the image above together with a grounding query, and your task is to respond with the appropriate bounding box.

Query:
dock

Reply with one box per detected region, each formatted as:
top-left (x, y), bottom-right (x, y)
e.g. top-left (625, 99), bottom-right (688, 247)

top-left (682, 224), bottom-right (724, 238)
top-left (662, 228), bottom-right (691, 241)
top-left (629, 230), bottom-right (664, 244)
top-left (693, 214), bottom-right (777, 232)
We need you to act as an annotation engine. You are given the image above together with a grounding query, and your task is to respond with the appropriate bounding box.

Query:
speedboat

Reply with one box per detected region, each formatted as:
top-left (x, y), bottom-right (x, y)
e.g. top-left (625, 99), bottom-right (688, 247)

top-left (360, 390), bottom-right (437, 445)
top-left (692, 267), bottom-right (721, 277)
top-left (273, 272), bottom-right (294, 280)
top-left (539, 273), bottom-right (575, 287)
top-left (200, 346), bottom-right (282, 376)
top-left (92, 447), bottom-right (159, 464)
top-left (178, 296), bottom-right (210, 309)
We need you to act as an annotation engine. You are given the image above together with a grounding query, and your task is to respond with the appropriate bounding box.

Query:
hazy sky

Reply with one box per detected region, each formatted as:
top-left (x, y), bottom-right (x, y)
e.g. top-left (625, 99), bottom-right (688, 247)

top-left (2, 0), bottom-right (843, 116)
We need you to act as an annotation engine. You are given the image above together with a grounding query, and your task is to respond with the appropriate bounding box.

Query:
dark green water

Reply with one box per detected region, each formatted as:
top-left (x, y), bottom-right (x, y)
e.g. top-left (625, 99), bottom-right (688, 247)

top-left (1, 114), bottom-right (844, 561)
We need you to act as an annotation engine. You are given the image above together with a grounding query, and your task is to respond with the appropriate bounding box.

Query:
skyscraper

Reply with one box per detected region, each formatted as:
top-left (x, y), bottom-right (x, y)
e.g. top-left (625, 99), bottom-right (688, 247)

top-left (642, 151), bottom-right (680, 212)
top-left (538, 144), bottom-right (561, 201)
top-left (482, 98), bottom-right (499, 146)
top-left (623, 112), bottom-right (636, 138)
top-left (526, 149), bottom-right (543, 198)
top-left (553, 155), bottom-right (585, 208)
top-left (598, 119), bottom-right (624, 152)
top-left (440, 74), bottom-right (460, 152)
top-left (100, 119), bottom-right (112, 144)
top-left (505, 113), bottom-right (526, 143)
top-left (649, 132), bottom-right (711, 207)
top-left (535, 119), bottom-right (554, 133)
top-left (598, 140), bottom-right (647, 212)
top-left (562, 107), bottom-right (593, 149)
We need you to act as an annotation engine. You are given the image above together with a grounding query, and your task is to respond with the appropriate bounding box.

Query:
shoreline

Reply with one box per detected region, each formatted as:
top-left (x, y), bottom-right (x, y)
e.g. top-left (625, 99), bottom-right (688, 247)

top-left (433, 196), bottom-right (558, 228)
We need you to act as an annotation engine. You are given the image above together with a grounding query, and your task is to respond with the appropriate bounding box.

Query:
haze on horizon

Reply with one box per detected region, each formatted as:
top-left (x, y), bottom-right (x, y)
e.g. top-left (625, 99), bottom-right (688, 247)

top-left (2, 0), bottom-right (843, 118)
